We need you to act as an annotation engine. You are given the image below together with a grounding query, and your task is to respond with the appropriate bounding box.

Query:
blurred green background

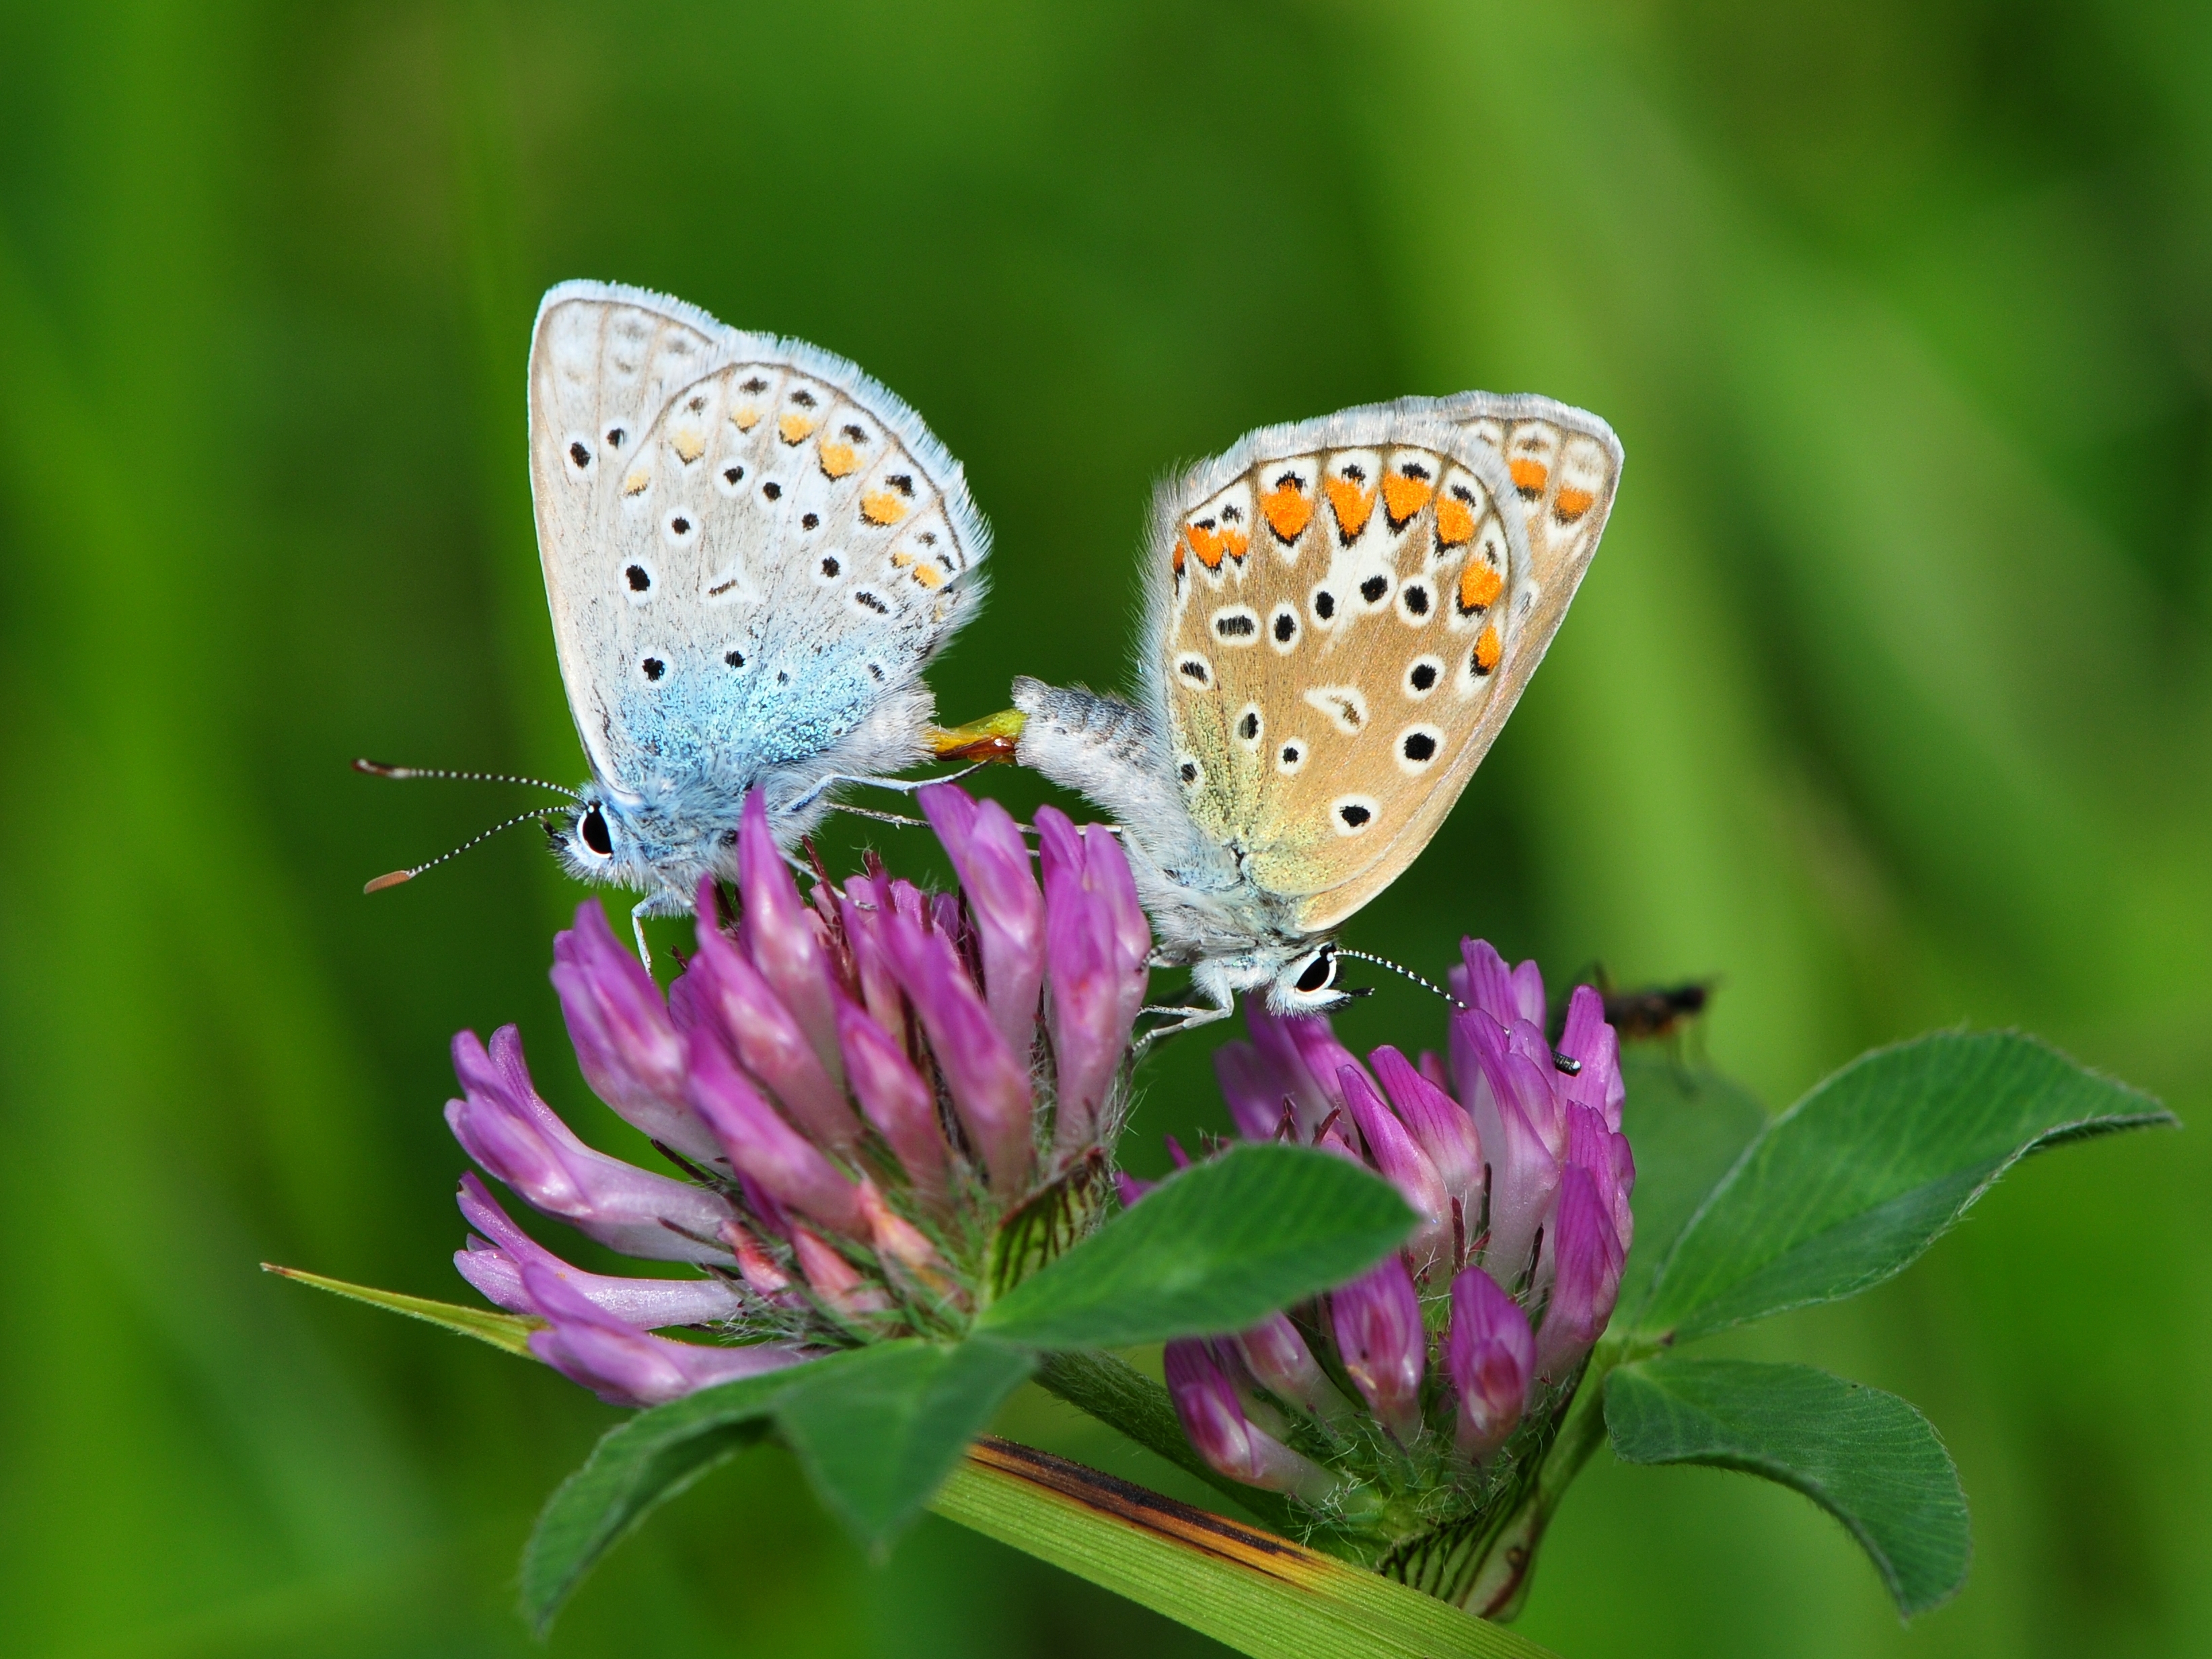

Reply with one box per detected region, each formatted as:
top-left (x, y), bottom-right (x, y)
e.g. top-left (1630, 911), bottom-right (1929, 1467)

top-left (4, 1), bottom-right (2208, 1654)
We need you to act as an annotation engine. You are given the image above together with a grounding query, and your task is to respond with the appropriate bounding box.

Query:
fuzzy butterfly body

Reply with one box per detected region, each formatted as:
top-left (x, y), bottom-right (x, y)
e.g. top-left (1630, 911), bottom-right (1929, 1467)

top-left (1014, 394), bottom-right (1619, 1023)
top-left (528, 282), bottom-right (987, 937)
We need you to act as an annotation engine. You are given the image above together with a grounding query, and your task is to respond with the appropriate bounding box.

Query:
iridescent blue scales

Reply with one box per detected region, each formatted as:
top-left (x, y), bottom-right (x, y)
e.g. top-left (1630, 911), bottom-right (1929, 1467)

top-left (527, 283), bottom-right (989, 949)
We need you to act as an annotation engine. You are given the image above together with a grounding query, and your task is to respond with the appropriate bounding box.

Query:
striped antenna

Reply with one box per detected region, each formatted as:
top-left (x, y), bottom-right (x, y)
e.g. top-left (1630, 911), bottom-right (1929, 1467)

top-left (1333, 947), bottom-right (1465, 1010)
top-left (362, 808), bottom-right (560, 895)
top-left (353, 758), bottom-right (580, 799)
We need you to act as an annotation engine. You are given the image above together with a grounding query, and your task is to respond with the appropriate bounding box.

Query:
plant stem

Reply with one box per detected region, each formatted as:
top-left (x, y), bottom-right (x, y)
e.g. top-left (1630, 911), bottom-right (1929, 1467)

top-left (1461, 1350), bottom-right (1618, 1619)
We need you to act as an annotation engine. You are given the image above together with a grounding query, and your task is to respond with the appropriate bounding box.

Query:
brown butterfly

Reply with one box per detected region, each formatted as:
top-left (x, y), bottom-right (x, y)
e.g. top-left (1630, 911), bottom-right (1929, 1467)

top-left (1012, 394), bottom-right (1621, 1029)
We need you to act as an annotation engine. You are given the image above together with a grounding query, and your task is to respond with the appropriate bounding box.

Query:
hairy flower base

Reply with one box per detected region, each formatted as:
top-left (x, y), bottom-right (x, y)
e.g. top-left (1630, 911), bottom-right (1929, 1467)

top-left (1156, 941), bottom-right (1633, 1611)
top-left (446, 785), bottom-right (1148, 1406)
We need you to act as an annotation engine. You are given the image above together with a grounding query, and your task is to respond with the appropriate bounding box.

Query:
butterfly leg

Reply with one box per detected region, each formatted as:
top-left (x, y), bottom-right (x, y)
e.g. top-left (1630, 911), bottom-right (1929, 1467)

top-left (1134, 1002), bottom-right (1234, 1052)
top-left (1136, 965), bottom-right (1236, 1049)
top-left (1135, 1001), bottom-right (1232, 1049)
top-left (629, 901), bottom-right (657, 971)
top-left (823, 802), bottom-right (930, 830)
top-left (784, 764), bottom-right (990, 818)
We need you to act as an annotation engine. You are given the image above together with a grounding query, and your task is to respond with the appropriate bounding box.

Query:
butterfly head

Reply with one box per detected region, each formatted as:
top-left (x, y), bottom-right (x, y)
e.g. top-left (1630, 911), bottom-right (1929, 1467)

top-left (546, 787), bottom-right (734, 898)
top-left (1263, 941), bottom-right (1360, 1017)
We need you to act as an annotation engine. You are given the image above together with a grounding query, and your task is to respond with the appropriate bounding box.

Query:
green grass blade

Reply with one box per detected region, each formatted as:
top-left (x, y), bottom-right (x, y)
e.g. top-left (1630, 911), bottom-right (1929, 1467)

top-left (262, 1264), bottom-right (544, 1358)
top-left (932, 1438), bottom-right (1559, 1659)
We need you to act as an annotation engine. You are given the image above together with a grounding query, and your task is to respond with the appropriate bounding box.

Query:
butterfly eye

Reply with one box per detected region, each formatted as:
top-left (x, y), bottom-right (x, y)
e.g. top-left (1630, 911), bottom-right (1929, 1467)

top-left (579, 807), bottom-right (613, 858)
top-left (1294, 947), bottom-right (1337, 995)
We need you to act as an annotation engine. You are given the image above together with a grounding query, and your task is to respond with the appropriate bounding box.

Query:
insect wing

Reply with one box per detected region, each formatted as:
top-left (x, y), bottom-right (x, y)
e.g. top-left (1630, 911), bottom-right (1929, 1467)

top-left (527, 283), bottom-right (988, 805)
top-left (1146, 394), bottom-right (1617, 934)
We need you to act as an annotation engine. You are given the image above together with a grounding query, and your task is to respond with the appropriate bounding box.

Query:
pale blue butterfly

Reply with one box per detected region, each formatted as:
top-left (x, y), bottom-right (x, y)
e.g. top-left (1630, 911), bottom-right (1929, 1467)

top-left (366, 283), bottom-right (988, 955)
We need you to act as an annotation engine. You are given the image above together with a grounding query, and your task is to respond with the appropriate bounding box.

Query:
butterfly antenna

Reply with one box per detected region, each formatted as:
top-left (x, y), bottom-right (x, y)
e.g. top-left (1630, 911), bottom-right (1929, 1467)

top-left (353, 758), bottom-right (581, 799)
top-left (362, 808), bottom-right (558, 894)
top-left (1334, 948), bottom-right (1466, 1010)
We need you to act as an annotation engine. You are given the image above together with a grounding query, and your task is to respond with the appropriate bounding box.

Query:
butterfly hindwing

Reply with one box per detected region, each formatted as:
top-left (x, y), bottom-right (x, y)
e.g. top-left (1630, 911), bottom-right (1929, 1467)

top-left (529, 283), bottom-right (987, 809)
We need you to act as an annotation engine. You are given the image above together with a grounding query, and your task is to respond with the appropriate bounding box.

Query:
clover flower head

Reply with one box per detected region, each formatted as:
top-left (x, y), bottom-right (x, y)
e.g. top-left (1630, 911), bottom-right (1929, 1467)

top-left (1165, 939), bottom-right (1632, 1533)
top-left (447, 785), bottom-right (1149, 1405)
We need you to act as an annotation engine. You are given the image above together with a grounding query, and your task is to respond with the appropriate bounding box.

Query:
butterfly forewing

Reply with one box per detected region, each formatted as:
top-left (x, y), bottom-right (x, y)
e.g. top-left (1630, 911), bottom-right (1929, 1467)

top-left (1282, 395), bottom-right (1619, 932)
top-left (1452, 394), bottom-right (1623, 595)
top-left (529, 284), bottom-right (984, 803)
top-left (1154, 396), bottom-right (1616, 934)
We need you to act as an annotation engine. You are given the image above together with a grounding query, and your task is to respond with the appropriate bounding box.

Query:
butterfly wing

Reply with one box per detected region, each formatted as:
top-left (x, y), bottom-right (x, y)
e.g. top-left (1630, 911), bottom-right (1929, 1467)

top-left (1446, 392), bottom-right (1624, 607)
top-left (528, 283), bottom-right (988, 807)
top-left (1148, 395), bottom-right (1619, 936)
top-left (1294, 394), bottom-right (1622, 930)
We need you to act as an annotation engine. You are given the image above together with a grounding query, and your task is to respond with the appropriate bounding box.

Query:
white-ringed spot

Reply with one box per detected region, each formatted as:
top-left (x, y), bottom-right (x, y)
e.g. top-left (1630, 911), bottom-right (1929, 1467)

top-left (1211, 605), bottom-right (1260, 646)
top-left (1404, 656), bottom-right (1443, 699)
top-left (1268, 604), bottom-right (1301, 653)
top-left (1396, 580), bottom-right (1434, 626)
top-left (621, 558), bottom-right (657, 606)
top-left (1176, 653), bottom-right (1215, 691)
top-left (1397, 725), bottom-right (1443, 772)
top-left (1331, 796), bottom-right (1379, 835)
top-left (1276, 739), bottom-right (1308, 775)
top-left (663, 509), bottom-right (698, 548)
top-left (1234, 703), bottom-right (1263, 749)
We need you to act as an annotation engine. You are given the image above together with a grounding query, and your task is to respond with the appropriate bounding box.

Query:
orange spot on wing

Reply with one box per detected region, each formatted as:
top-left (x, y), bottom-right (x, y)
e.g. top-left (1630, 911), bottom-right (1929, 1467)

top-left (1186, 523), bottom-right (1226, 570)
top-left (731, 404), bottom-right (762, 431)
top-left (1474, 623), bottom-right (1502, 674)
top-left (819, 439), bottom-right (858, 478)
top-left (1458, 558), bottom-right (1503, 614)
top-left (779, 412), bottom-right (817, 445)
top-left (621, 468), bottom-right (651, 496)
top-left (1221, 527), bottom-right (1249, 562)
top-left (1508, 457), bottom-right (1548, 497)
top-left (672, 431), bottom-right (705, 464)
top-left (860, 490), bottom-right (906, 525)
top-left (1325, 478), bottom-right (1375, 538)
top-left (910, 562), bottom-right (945, 589)
top-left (1172, 540), bottom-right (1186, 575)
top-left (1555, 486), bottom-right (1595, 521)
top-left (1260, 483), bottom-right (1315, 542)
top-left (1436, 494), bottom-right (1477, 546)
top-left (1381, 473), bottom-right (1434, 525)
